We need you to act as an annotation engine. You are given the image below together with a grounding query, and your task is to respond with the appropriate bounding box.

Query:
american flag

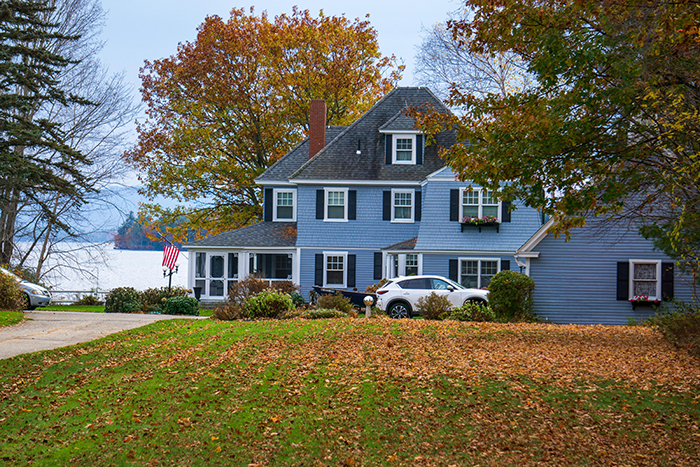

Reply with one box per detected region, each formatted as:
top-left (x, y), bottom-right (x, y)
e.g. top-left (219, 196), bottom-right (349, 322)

top-left (162, 244), bottom-right (180, 270)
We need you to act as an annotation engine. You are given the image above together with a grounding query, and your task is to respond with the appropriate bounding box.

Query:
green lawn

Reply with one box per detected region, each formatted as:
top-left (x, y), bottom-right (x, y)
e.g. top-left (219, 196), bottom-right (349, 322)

top-left (37, 304), bottom-right (213, 317)
top-left (0, 318), bottom-right (698, 465)
top-left (0, 310), bottom-right (23, 328)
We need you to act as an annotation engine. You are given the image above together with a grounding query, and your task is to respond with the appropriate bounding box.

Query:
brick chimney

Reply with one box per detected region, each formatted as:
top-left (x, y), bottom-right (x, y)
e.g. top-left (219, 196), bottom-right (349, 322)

top-left (309, 99), bottom-right (326, 159)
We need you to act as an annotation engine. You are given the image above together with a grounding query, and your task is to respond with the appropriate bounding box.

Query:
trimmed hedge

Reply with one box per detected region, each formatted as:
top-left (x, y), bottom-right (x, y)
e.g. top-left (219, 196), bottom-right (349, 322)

top-left (487, 270), bottom-right (536, 322)
top-left (163, 296), bottom-right (200, 316)
top-left (105, 287), bottom-right (142, 313)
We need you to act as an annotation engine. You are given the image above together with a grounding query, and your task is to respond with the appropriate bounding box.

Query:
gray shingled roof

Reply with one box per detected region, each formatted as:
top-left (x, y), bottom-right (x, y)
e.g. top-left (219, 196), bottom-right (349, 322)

top-left (290, 87), bottom-right (455, 182)
top-left (379, 111), bottom-right (418, 132)
top-left (186, 222), bottom-right (297, 248)
top-left (383, 237), bottom-right (417, 251)
top-left (256, 127), bottom-right (346, 183)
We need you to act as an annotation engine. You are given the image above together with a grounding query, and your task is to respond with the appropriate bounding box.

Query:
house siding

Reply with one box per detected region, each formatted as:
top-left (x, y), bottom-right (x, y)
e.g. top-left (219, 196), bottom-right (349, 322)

top-left (415, 178), bottom-right (542, 251)
top-left (299, 248), bottom-right (380, 298)
top-left (529, 221), bottom-right (696, 325)
top-left (296, 185), bottom-right (421, 249)
top-left (421, 253), bottom-right (516, 280)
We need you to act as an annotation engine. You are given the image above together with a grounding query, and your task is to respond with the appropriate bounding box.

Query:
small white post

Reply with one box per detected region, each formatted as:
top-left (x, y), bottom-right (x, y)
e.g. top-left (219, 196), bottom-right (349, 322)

top-left (364, 295), bottom-right (374, 318)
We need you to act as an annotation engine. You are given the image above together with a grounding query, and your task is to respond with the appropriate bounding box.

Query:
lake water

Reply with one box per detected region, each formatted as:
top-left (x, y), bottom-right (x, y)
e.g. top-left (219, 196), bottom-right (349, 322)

top-left (26, 242), bottom-right (189, 295)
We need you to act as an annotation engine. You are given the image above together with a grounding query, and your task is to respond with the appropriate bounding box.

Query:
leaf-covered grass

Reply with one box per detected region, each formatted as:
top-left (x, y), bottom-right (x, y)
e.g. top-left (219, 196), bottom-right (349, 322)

top-left (0, 319), bottom-right (698, 465)
top-left (0, 310), bottom-right (23, 328)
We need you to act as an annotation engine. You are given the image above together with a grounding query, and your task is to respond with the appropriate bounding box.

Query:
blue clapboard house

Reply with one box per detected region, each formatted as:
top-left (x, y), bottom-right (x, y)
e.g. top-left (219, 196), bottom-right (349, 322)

top-left (186, 87), bottom-right (695, 325)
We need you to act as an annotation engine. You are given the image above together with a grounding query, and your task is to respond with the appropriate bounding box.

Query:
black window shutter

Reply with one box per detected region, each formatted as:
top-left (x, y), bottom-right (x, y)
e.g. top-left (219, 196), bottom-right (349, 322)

top-left (249, 255), bottom-right (255, 274)
top-left (415, 191), bottom-right (422, 221)
top-left (228, 253), bottom-right (238, 277)
top-left (383, 191), bottom-right (391, 221)
top-left (348, 190), bottom-right (357, 220)
top-left (501, 201), bottom-right (511, 223)
top-left (501, 260), bottom-right (510, 271)
top-left (315, 254), bottom-right (323, 286)
top-left (385, 134), bottom-right (392, 164)
top-left (264, 188), bottom-right (273, 221)
top-left (662, 262), bottom-right (674, 300)
top-left (316, 190), bottom-right (324, 219)
top-left (374, 252), bottom-right (383, 280)
top-left (416, 135), bottom-right (423, 165)
top-left (617, 262), bottom-right (629, 300)
top-left (450, 189), bottom-right (459, 222)
top-left (347, 255), bottom-right (356, 288)
top-left (449, 259), bottom-right (458, 282)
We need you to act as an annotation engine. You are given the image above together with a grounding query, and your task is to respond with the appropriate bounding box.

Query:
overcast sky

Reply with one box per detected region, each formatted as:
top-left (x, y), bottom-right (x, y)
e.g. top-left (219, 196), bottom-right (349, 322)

top-left (98, 0), bottom-right (459, 92)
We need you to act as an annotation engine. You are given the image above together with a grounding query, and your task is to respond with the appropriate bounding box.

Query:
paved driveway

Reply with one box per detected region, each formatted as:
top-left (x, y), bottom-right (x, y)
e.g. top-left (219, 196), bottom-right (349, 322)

top-left (0, 310), bottom-right (204, 360)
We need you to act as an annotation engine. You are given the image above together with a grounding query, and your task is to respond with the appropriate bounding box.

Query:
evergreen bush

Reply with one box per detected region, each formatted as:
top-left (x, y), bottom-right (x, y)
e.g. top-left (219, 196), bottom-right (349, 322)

top-left (415, 292), bottom-right (452, 320)
top-left (243, 291), bottom-right (295, 319)
top-left (315, 292), bottom-right (353, 313)
top-left (141, 286), bottom-right (189, 312)
top-left (163, 296), bottom-right (200, 316)
top-left (449, 301), bottom-right (496, 322)
top-left (105, 287), bottom-right (142, 313)
top-left (487, 271), bottom-right (536, 322)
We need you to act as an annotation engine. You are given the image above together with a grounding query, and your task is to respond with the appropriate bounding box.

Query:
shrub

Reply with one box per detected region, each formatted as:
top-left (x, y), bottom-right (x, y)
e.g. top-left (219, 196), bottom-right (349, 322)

top-left (487, 270), bottom-right (536, 322)
top-left (76, 294), bottom-right (101, 306)
top-left (227, 275), bottom-right (274, 305)
top-left (270, 280), bottom-right (300, 295)
top-left (646, 300), bottom-right (700, 357)
top-left (105, 287), bottom-right (142, 313)
top-left (449, 301), bottom-right (496, 322)
top-left (315, 292), bottom-right (353, 314)
top-left (141, 286), bottom-right (189, 312)
top-left (415, 292), bottom-right (452, 320)
top-left (301, 308), bottom-right (347, 319)
top-left (213, 301), bottom-right (245, 321)
top-left (0, 272), bottom-right (23, 311)
top-left (289, 291), bottom-right (305, 308)
top-left (243, 291), bottom-right (295, 319)
top-left (163, 296), bottom-right (200, 316)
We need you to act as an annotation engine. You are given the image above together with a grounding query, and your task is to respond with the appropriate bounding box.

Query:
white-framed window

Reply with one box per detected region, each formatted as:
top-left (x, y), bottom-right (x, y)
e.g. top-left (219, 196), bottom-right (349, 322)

top-left (391, 189), bottom-right (414, 223)
top-left (459, 258), bottom-right (501, 289)
top-left (273, 189), bottom-right (296, 221)
top-left (461, 188), bottom-right (500, 221)
top-left (324, 251), bottom-right (347, 287)
top-left (629, 260), bottom-right (662, 300)
top-left (324, 188), bottom-right (348, 222)
top-left (405, 253), bottom-right (421, 276)
top-left (393, 134), bottom-right (416, 164)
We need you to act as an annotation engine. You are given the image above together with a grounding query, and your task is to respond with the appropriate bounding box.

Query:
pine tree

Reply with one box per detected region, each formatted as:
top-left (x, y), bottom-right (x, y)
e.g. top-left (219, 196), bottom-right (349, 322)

top-left (0, 0), bottom-right (92, 265)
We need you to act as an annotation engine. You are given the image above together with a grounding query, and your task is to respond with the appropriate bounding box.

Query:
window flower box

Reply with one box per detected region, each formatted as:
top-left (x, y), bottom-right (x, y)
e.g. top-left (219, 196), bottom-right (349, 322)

top-left (460, 216), bottom-right (500, 233)
top-left (629, 294), bottom-right (661, 310)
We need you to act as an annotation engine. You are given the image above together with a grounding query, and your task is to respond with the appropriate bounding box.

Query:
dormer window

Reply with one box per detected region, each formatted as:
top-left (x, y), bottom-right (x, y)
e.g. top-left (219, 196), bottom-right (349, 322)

top-left (394, 136), bottom-right (415, 164)
top-left (461, 188), bottom-right (500, 221)
top-left (273, 189), bottom-right (296, 221)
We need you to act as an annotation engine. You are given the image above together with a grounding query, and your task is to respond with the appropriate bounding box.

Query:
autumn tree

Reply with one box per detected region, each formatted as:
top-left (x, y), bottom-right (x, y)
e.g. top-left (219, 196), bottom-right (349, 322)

top-left (418, 0), bottom-right (700, 285)
top-left (0, 0), bottom-right (93, 266)
top-left (124, 7), bottom-right (402, 242)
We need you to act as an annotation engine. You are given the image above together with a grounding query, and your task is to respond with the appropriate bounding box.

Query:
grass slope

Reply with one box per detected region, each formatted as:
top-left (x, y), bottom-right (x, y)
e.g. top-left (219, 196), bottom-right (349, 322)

top-left (0, 311), bottom-right (23, 328)
top-left (0, 319), bottom-right (698, 466)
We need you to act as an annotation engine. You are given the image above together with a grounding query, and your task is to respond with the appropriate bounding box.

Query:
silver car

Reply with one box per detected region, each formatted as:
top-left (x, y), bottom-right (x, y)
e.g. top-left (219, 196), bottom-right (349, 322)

top-left (376, 275), bottom-right (488, 319)
top-left (0, 267), bottom-right (51, 310)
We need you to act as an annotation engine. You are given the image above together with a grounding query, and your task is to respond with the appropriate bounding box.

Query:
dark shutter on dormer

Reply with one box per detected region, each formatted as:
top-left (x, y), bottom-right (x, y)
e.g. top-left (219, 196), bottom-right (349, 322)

top-left (450, 189), bottom-right (459, 221)
top-left (501, 201), bottom-right (511, 223)
top-left (264, 188), bottom-right (273, 221)
top-left (383, 191), bottom-right (391, 221)
top-left (449, 259), bottom-right (458, 282)
top-left (662, 262), bottom-right (674, 300)
top-left (617, 262), bottom-right (629, 300)
top-left (416, 135), bottom-right (423, 165)
top-left (415, 191), bottom-right (422, 221)
top-left (348, 254), bottom-right (356, 288)
top-left (348, 190), bottom-right (357, 220)
top-left (315, 254), bottom-right (323, 286)
top-left (316, 190), bottom-right (324, 219)
top-left (374, 252), bottom-right (383, 280)
top-left (385, 134), bottom-right (392, 164)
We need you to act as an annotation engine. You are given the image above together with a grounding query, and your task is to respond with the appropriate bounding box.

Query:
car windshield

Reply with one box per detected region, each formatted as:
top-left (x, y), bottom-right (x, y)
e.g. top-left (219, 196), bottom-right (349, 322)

top-left (444, 278), bottom-right (466, 290)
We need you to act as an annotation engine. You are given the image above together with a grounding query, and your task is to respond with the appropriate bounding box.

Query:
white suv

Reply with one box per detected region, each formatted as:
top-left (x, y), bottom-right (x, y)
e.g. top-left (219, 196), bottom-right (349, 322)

top-left (375, 275), bottom-right (488, 319)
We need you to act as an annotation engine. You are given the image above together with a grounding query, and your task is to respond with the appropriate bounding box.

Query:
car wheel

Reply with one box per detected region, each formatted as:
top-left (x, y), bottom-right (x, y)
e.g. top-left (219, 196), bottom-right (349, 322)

top-left (388, 301), bottom-right (411, 319)
top-left (23, 293), bottom-right (36, 311)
